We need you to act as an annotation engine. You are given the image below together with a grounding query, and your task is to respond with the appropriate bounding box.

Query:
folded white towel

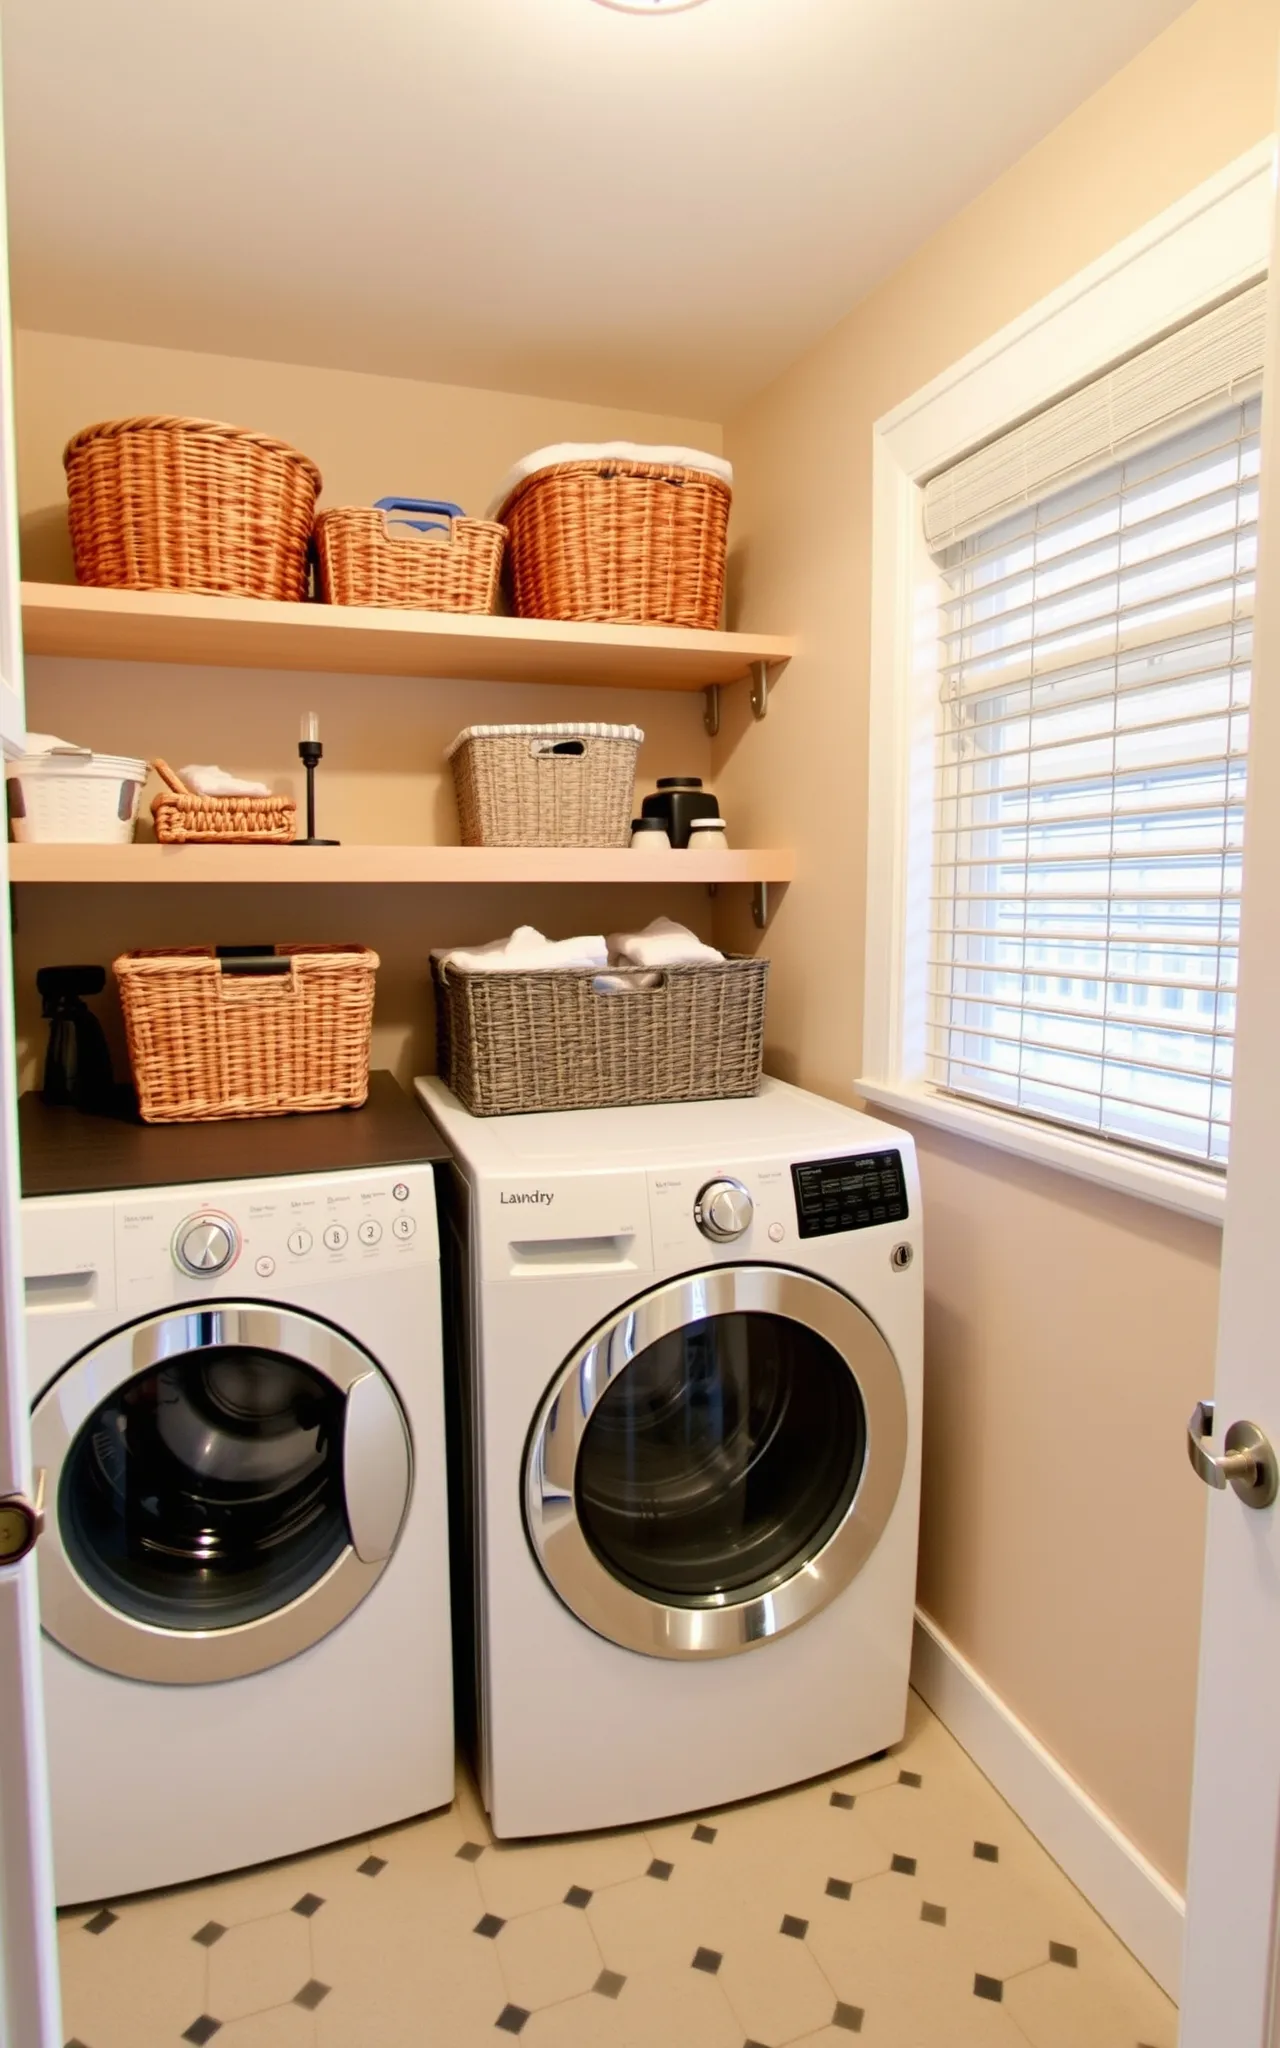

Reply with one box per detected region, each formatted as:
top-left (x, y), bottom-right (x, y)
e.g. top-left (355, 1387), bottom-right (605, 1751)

top-left (485, 443), bottom-right (734, 521)
top-left (436, 926), bottom-right (609, 974)
top-left (606, 918), bottom-right (724, 969)
top-left (179, 763), bottom-right (273, 797)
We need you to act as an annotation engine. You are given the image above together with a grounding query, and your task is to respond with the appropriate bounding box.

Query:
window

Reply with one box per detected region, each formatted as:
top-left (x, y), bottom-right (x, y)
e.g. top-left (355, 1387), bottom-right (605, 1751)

top-left (929, 393), bottom-right (1258, 1168)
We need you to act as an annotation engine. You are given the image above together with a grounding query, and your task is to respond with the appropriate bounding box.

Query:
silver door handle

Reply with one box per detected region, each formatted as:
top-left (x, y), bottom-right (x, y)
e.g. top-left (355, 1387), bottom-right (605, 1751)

top-left (1187, 1400), bottom-right (1278, 1508)
top-left (0, 1468), bottom-right (46, 1565)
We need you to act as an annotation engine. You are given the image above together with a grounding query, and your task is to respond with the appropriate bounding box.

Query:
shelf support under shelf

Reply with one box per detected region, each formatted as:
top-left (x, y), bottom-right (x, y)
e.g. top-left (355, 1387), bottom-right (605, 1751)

top-left (703, 684), bottom-right (721, 737)
top-left (752, 882), bottom-right (770, 929)
top-left (750, 660), bottom-right (771, 720)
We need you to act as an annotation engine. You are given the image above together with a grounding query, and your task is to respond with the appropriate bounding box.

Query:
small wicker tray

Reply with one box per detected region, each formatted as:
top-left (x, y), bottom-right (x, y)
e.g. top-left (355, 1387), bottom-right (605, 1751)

top-left (115, 944), bottom-right (378, 1123)
top-left (432, 953), bottom-right (768, 1116)
top-left (150, 760), bottom-right (297, 844)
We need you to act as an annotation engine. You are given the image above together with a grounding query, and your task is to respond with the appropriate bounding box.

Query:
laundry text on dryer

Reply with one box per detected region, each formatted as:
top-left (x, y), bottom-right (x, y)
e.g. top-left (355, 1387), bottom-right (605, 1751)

top-left (500, 1190), bottom-right (555, 1205)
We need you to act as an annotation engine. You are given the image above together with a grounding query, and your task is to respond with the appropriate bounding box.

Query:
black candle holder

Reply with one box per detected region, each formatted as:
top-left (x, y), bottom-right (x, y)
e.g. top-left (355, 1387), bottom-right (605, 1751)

top-left (294, 727), bottom-right (339, 846)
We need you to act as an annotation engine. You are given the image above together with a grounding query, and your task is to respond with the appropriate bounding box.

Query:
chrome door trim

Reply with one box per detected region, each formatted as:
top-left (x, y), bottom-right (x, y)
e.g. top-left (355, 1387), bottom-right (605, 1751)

top-left (32, 1304), bottom-right (413, 1684)
top-left (524, 1265), bottom-right (907, 1660)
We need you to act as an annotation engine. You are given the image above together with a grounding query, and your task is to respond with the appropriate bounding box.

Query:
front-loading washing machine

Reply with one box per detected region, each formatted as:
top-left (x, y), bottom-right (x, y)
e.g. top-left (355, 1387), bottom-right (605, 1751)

top-left (419, 1074), bottom-right (922, 1840)
top-left (20, 1089), bottom-right (454, 1904)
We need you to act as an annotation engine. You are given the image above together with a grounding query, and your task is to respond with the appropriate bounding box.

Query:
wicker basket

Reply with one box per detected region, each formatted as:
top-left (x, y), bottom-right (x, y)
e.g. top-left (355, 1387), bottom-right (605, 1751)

top-left (447, 723), bottom-right (641, 847)
top-left (150, 760), bottom-right (297, 845)
top-left (64, 416), bottom-right (323, 601)
top-left (114, 944), bottom-right (378, 1123)
top-left (496, 456), bottom-right (731, 628)
top-left (315, 498), bottom-right (506, 612)
top-left (432, 954), bottom-right (768, 1116)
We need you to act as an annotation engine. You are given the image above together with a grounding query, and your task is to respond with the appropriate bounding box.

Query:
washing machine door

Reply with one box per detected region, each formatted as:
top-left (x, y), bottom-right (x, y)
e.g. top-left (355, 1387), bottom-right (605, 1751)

top-left (525, 1265), bottom-right (907, 1660)
top-left (32, 1304), bottom-right (412, 1684)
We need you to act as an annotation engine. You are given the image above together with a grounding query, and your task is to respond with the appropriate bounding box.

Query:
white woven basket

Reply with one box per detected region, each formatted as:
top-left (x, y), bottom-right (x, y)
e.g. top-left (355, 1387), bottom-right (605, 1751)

top-left (7, 745), bottom-right (147, 844)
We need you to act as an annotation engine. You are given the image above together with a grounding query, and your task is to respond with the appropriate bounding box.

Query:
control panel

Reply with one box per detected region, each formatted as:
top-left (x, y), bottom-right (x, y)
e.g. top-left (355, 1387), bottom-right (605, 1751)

top-left (792, 1151), bottom-right (909, 1238)
top-left (172, 1212), bottom-right (240, 1277)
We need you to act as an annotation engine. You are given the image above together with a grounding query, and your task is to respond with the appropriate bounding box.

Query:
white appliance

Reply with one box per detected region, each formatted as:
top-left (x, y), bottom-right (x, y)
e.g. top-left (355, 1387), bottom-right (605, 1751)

top-left (22, 1161), bottom-right (453, 1904)
top-left (420, 1075), bottom-right (922, 1839)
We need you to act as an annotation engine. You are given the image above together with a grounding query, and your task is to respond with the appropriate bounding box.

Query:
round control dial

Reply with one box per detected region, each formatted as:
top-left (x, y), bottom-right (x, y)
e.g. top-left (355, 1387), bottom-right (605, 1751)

top-left (694, 1178), bottom-right (754, 1243)
top-left (173, 1213), bottom-right (240, 1278)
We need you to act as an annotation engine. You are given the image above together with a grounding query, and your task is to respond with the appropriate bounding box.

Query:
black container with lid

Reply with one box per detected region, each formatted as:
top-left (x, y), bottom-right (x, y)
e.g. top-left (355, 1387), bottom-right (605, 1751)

top-left (641, 776), bottom-right (720, 850)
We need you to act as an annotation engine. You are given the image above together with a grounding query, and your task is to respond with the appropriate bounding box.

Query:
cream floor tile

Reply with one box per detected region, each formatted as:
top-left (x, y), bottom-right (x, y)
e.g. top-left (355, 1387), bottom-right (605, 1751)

top-left (520, 1987), bottom-right (630, 2047)
top-left (474, 1826), bottom-right (652, 1919)
top-left (1004, 1950), bottom-right (1178, 2048)
top-left (496, 1900), bottom-right (604, 2009)
top-left (612, 1960), bottom-right (744, 2048)
top-left (585, 1869), bottom-right (710, 1977)
top-left (717, 1921), bottom-right (838, 2042)
top-left (207, 1912), bottom-right (314, 2022)
top-left (58, 1902), bottom-right (207, 2048)
top-left (213, 2005), bottom-right (319, 2048)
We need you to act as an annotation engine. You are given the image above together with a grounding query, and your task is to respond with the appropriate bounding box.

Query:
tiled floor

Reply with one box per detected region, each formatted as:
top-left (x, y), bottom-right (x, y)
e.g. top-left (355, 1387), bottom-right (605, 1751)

top-left (59, 1691), bottom-right (1176, 2048)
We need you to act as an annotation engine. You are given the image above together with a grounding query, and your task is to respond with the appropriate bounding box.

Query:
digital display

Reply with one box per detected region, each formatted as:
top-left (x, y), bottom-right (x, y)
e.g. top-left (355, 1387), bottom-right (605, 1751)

top-left (791, 1151), bottom-right (909, 1238)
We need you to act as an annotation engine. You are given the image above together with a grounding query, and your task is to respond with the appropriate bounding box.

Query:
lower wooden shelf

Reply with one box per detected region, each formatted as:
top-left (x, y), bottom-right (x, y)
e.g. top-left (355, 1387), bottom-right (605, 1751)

top-left (8, 844), bottom-right (795, 885)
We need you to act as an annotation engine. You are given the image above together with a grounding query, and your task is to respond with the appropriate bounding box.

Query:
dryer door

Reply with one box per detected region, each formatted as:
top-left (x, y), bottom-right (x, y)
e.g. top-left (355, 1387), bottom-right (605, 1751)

top-left (32, 1304), bottom-right (412, 1684)
top-left (525, 1265), bottom-right (907, 1659)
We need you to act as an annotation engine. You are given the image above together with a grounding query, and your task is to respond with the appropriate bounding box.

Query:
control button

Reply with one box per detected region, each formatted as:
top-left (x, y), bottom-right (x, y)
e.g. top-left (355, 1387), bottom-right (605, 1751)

top-left (174, 1215), bottom-right (238, 1278)
top-left (255, 1255), bottom-right (276, 1279)
top-left (393, 1182), bottom-right (410, 1202)
top-left (323, 1224), bottom-right (349, 1251)
top-left (358, 1220), bottom-right (383, 1246)
top-left (694, 1178), bottom-right (754, 1244)
top-left (392, 1214), bottom-right (417, 1241)
top-left (287, 1229), bottom-right (313, 1257)
top-left (768, 1222), bottom-right (786, 1244)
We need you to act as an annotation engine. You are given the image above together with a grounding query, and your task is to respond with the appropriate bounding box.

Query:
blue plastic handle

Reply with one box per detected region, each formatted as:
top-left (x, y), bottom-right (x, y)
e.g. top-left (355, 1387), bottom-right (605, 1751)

top-left (373, 495), bottom-right (465, 535)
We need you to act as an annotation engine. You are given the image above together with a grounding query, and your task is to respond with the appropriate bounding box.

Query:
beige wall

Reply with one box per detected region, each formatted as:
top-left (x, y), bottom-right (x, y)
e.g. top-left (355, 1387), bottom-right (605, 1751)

top-left (716, 0), bottom-right (1280, 1889)
top-left (12, 335), bottom-right (722, 1085)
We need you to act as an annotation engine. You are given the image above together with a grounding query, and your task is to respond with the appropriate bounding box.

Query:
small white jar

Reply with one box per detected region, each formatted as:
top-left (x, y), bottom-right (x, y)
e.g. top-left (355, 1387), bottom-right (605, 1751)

top-left (688, 817), bottom-right (729, 852)
top-left (630, 819), bottom-right (672, 850)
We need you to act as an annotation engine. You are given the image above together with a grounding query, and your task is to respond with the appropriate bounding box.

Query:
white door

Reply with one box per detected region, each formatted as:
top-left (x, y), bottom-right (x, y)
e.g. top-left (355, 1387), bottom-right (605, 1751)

top-left (1179, 134), bottom-right (1280, 2048)
top-left (0, 13), bottom-right (24, 757)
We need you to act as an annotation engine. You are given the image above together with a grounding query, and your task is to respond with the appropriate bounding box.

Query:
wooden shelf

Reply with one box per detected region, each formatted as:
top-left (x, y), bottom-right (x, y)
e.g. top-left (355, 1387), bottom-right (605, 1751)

top-left (21, 583), bottom-right (794, 692)
top-left (9, 844), bottom-right (796, 886)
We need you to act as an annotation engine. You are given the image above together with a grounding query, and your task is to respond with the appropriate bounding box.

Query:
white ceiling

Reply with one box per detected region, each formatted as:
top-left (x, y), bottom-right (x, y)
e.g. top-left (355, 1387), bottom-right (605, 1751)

top-left (1, 0), bottom-right (1193, 419)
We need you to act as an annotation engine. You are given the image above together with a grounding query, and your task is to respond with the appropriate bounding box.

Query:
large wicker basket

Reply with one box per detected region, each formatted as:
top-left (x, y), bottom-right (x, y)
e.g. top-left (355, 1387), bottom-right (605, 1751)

top-left (447, 723), bottom-right (641, 847)
top-left (495, 454), bottom-right (731, 628)
top-left (150, 760), bottom-right (296, 845)
top-left (315, 499), bottom-right (506, 612)
top-left (114, 944), bottom-right (378, 1123)
top-left (432, 954), bottom-right (768, 1116)
top-left (64, 416), bottom-right (322, 601)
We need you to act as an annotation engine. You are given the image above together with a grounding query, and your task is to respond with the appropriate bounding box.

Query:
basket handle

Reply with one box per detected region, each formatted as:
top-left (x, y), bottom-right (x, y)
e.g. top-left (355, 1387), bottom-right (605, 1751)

top-left (591, 969), bottom-right (667, 994)
top-left (529, 737), bottom-right (586, 760)
top-left (373, 496), bottom-right (465, 537)
top-left (151, 758), bottom-right (190, 795)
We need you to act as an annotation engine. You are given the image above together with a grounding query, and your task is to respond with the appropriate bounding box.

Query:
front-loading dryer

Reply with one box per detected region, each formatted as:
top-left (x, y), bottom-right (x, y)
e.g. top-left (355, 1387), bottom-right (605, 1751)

top-left (419, 1075), bottom-right (922, 1840)
top-left (22, 1130), bottom-right (454, 1904)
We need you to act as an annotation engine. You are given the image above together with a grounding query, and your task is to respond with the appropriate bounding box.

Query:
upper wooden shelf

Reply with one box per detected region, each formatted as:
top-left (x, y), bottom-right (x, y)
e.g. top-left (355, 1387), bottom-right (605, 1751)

top-left (9, 844), bottom-right (796, 886)
top-left (21, 583), bottom-right (794, 692)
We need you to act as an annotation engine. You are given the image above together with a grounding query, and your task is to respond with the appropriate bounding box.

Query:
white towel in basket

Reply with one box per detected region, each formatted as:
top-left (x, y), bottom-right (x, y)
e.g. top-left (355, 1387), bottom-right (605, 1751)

top-left (607, 918), bottom-right (724, 969)
top-left (436, 926), bottom-right (608, 974)
top-left (179, 763), bottom-right (273, 797)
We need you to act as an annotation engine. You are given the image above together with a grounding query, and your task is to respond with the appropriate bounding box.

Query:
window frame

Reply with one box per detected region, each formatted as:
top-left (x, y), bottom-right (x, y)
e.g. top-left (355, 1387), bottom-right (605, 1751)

top-left (860, 142), bottom-right (1276, 1226)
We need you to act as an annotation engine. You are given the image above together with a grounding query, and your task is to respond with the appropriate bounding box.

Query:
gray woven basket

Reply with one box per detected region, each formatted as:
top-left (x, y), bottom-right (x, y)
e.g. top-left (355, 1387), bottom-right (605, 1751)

top-left (446, 723), bottom-right (642, 847)
top-left (432, 955), bottom-right (769, 1116)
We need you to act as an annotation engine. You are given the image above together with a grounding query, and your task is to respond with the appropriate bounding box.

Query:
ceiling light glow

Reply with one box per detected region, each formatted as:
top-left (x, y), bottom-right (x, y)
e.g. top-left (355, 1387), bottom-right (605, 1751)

top-left (592, 0), bottom-right (711, 13)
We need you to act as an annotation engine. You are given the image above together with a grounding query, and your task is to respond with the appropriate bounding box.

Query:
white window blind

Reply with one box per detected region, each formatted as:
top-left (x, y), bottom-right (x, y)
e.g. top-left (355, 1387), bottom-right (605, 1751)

top-left (928, 355), bottom-right (1261, 1169)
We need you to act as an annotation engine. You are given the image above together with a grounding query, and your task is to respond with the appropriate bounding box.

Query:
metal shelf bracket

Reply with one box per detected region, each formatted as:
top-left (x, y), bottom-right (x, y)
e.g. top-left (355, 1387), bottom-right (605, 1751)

top-left (750, 661), bottom-right (771, 720)
top-left (703, 684), bottom-right (721, 737)
top-left (752, 882), bottom-right (770, 929)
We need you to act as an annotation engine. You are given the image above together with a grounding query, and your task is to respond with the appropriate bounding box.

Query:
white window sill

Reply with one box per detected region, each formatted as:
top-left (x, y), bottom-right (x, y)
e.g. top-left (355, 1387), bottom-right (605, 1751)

top-left (855, 1078), bottom-right (1226, 1226)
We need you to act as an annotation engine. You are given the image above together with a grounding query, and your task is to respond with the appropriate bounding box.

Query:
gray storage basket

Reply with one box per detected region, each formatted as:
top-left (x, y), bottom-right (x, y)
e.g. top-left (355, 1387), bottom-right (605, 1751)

top-left (446, 722), bottom-right (642, 847)
top-left (431, 955), bottom-right (769, 1116)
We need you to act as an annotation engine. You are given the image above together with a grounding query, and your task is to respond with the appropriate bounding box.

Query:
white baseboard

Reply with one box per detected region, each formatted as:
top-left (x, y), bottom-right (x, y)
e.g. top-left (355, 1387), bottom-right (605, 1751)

top-left (911, 1610), bottom-right (1185, 2000)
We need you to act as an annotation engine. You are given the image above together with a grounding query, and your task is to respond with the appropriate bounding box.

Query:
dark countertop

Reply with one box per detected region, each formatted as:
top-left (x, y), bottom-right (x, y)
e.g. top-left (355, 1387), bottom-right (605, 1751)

top-left (18, 1071), bottom-right (452, 1198)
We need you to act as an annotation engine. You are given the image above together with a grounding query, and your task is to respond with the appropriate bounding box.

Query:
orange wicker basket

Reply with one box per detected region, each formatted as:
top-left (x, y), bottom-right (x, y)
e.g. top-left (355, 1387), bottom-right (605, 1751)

top-left (114, 944), bottom-right (378, 1123)
top-left (316, 498), bottom-right (506, 612)
top-left (495, 454), bottom-right (731, 628)
top-left (150, 760), bottom-right (296, 845)
top-left (64, 416), bottom-right (323, 601)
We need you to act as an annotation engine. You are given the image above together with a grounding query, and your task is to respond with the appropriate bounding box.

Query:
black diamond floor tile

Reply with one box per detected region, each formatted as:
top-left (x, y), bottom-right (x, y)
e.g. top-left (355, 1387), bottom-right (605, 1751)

top-left (293, 1981), bottom-right (330, 2011)
top-left (564, 1885), bottom-right (592, 1908)
top-left (181, 2019), bottom-right (222, 2046)
top-left (780, 1913), bottom-right (809, 1939)
top-left (692, 1946), bottom-right (723, 1974)
top-left (291, 1893), bottom-right (324, 1918)
top-left (921, 1902), bottom-right (947, 1927)
top-left (833, 2001), bottom-right (865, 2032)
top-left (830, 1791), bottom-right (856, 1811)
top-left (899, 1770), bottom-right (923, 1788)
top-left (974, 1841), bottom-right (1000, 1863)
top-left (826, 1878), bottom-right (853, 1901)
top-left (457, 1841), bottom-right (486, 1863)
top-left (475, 1913), bottom-right (506, 1939)
top-left (191, 1922), bottom-right (226, 1949)
top-left (647, 1858), bottom-right (674, 1881)
top-left (890, 1853), bottom-right (917, 1875)
top-left (693, 1823), bottom-right (718, 1844)
top-left (1050, 1941), bottom-right (1079, 1968)
top-left (496, 2004), bottom-right (530, 2035)
top-left (357, 1854), bottom-right (387, 1877)
top-left (974, 1974), bottom-right (1004, 2002)
top-left (594, 1970), bottom-right (626, 1999)
top-left (82, 1909), bottom-right (118, 1936)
